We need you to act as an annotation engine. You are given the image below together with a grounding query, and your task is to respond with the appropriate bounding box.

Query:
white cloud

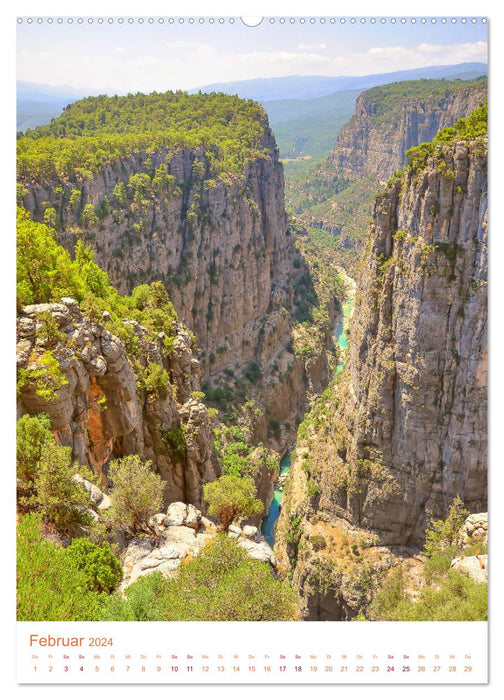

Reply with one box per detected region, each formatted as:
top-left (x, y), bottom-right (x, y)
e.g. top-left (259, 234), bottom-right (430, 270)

top-left (363, 41), bottom-right (487, 71)
top-left (297, 42), bottom-right (327, 51)
top-left (16, 31), bottom-right (487, 95)
top-left (234, 50), bottom-right (329, 65)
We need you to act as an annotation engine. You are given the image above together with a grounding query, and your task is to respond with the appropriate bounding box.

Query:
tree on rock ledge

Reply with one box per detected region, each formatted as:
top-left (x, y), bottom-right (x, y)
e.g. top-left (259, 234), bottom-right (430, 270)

top-left (107, 455), bottom-right (165, 537)
top-left (203, 474), bottom-right (263, 531)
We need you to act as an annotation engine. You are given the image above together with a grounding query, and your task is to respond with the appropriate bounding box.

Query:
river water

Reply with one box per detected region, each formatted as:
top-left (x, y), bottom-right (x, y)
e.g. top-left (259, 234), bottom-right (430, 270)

top-left (261, 299), bottom-right (354, 546)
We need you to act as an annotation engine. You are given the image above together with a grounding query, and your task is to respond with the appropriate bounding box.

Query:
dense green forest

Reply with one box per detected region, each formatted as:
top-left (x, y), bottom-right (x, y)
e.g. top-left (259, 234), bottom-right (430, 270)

top-left (17, 91), bottom-right (270, 182)
top-left (357, 76), bottom-right (487, 122)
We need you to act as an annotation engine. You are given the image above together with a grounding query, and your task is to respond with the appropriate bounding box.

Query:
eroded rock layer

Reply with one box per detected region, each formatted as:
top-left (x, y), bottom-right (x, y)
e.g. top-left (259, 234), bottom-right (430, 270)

top-left (17, 300), bottom-right (220, 507)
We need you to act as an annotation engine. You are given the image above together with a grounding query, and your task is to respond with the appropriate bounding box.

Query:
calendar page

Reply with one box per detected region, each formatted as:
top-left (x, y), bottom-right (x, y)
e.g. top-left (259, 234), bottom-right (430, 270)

top-left (14, 3), bottom-right (490, 688)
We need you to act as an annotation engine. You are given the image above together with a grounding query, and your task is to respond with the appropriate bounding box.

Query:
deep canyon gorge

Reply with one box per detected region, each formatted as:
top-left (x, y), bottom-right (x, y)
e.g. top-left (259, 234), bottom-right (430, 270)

top-left (16, 77), bottom-right (488, 621)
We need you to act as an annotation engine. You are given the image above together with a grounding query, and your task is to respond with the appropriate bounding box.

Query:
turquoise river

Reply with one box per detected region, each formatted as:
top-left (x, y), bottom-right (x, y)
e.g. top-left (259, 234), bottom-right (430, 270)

top-left (261, 299), bottom-right (354, 546)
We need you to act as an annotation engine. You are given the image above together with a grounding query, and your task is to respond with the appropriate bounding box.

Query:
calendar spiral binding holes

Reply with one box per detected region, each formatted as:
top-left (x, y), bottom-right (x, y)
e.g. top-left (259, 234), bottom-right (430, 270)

top-left (17, 16), bottom-right (488, 25)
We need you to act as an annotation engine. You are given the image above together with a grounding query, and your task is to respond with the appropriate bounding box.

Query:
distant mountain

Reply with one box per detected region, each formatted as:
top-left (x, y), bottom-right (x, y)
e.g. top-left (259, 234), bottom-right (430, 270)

top-left (17, 82), bottom-right (96, 132)
top-left (264, 89), bottom-right (361, 158)
top-left (261, 64), bottom-right (487, 159)
top-left (191, 63), bottom-right (487, 102)
top-left (16, 62), bottom-right (487, 135)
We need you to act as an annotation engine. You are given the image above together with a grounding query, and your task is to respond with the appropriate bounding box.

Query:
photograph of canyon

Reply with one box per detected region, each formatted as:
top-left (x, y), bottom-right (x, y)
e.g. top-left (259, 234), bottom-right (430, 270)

top-left (16, 17), bottom-right (487, 622)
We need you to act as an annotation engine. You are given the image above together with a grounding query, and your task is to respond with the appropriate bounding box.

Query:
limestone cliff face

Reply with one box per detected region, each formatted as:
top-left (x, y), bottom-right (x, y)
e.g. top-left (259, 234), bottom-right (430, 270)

top-left (16, 299), bottom-right (220, 507)
top-left (21, 126), bottom-right (294, 384)
top-left (332, 83), bottom-right (486, 181)
top-left (346, 137), bottom-right (488, 541)
top-left (275, 134), bottom-right (487, 618)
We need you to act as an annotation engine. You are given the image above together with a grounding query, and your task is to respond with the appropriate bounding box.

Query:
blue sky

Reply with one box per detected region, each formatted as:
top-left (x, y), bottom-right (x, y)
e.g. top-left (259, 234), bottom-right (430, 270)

top-left (17, 17), bottom-right (487, 94)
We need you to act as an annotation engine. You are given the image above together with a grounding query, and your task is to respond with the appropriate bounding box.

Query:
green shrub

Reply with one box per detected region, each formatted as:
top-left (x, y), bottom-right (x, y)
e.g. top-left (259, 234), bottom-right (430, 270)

top-left (245, 362), bottom-right (261, 384)
top-left (101, 536), bottom-right (299, 621)
top-left (203, 475), bottom-right (263, 530)
top-left (16, 413), bottom-right (52, 488)
top-left (27, 350), bottom-right (68, 402)
top-left (364, 497), bottom-right (486, 622)
top-left (65, 538), bottom-right (122, 593)
top-left (30, 442), bottom-right (92, 534)
top-left (107, 455), bottom-right (165, 536)
top-left (17, 514), bottom-right (107, 621)
top-left (16, 413), bottom-right (93, 535)
top-left (370, 569), bottom-right (488, 622)
top-left (161, 426), bottom-right (186, 461)
top-left (138, 362), bottom-right (171, 400)
top-left (17, 208), bottom-right (178, 351)
top-left (35, 310), bottom-right (66, 345)
top-left (423, 496), bottom-right (469, 558)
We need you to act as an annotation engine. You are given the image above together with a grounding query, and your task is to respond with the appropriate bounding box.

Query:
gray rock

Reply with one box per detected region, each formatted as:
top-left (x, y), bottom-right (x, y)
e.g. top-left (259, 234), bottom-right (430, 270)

top-left (451, 555), bottom-right (488, 584)
top-left (185, 503), bottom-right (202, 529)
top-left (141, 545), bottom-right (181, 566)
top-left (100, 336), bottom-right (123, 362)
top-left (16, 339), bottom-right (33, 364)
top-left (459, 513), bottom-right (488, 547)
top-left (73, 474), bottom-right (102, 504)
top-left (228, 524), bottom-right (242, 536)
top-left (162, 525), bottom-right (197, 555)
top-left (165, 502), bottom-right (188, 527)
top-left (149, 513), bottom-right (167, 531)
top-left (200, 516), bottom-right (217, 530)
top-left (97, 493), bottom-right (111, 510)
top-left (242, 525), bottom-right (258, 540)
top-left (122, 538), bottom-right (153, 567)
top-left (17, 317), bottom-right (36, 338)
top-left (88, 356), bottom-right (107, 376)
top-left (75, 505), bottom-right (99, 522)
top-left (237, 538), bottom-right (277, 566)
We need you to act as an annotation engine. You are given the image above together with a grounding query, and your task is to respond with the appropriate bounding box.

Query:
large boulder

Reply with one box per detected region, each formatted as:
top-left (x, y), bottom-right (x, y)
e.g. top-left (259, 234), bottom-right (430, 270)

top-left (450, 554), bottom-right (488, 584)
top-left (164, 502), bottom-right (202, 530)
top-left (236, 536), bottom-right (278, 567)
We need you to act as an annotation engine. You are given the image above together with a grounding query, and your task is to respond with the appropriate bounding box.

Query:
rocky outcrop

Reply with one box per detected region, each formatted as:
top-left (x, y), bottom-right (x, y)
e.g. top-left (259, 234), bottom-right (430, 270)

top-left (450, 511), bottom-right (488, 584)
top-left (459, 512), bottom-right (488, 548)
top-left (121, 501), bottom-right (277, 589)
top-left (332, 81), bottom-right (486, 181)
top-left (276, 131), bottom-right (487, 618)
top-left (16, 300), bottom-right (220, 507)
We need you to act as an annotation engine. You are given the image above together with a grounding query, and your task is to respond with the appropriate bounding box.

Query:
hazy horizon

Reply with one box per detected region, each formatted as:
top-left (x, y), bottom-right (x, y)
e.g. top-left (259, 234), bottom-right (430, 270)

top-left (17, 17), bottom-right (487, 95)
